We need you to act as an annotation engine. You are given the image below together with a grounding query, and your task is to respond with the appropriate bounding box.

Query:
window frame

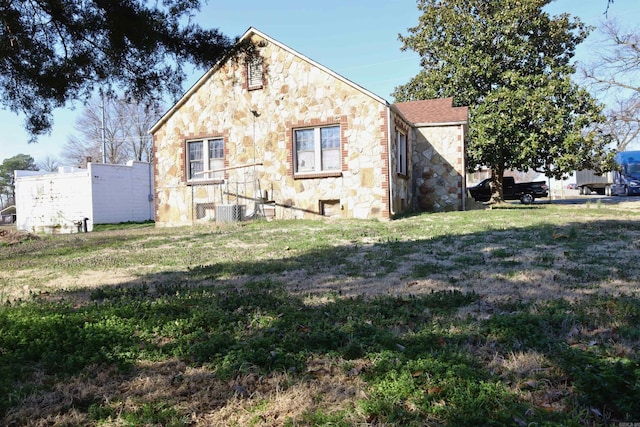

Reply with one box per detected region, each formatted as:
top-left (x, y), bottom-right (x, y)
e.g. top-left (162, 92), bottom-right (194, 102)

top-left (396, 130), bottom-right (408, 176)
top-left (185, 137), bottom-right (225, 183)
top-left (293, 124), bottom-right (342, 176)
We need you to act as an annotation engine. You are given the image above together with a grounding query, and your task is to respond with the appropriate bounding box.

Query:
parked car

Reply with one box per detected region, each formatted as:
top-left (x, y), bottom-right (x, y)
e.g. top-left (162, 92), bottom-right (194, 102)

top-left (468, 176), bottom-right (548, 204)
top-left (567, 183), bottom-right (577, 190)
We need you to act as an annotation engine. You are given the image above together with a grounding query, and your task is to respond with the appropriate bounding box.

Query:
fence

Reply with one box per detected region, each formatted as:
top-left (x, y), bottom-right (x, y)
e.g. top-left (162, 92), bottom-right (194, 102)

top-left (191, 164), bottom-right (267, 222)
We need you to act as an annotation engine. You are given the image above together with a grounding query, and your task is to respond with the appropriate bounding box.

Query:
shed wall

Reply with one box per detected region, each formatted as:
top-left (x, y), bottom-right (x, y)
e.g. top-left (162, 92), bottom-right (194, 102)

top-left (15, 162), bottom-right (154, 234)
top-left (90, 162), bottom-right (154, 224)
top-left (15, 169), bottom-right (93, 233)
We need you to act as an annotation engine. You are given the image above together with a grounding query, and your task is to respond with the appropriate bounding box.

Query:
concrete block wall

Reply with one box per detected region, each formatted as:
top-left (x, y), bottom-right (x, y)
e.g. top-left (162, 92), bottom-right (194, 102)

top-left (90, 162), bottom-right (154, 224)
top-left (15, 168), bottom-right (93, 233)
top-left (15, 162), bottom-right (154, 234)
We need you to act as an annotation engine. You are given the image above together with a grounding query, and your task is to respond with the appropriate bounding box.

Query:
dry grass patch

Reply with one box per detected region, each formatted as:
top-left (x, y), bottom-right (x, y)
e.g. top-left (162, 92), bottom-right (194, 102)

top-left (4, 357), bottom-right (368, 427)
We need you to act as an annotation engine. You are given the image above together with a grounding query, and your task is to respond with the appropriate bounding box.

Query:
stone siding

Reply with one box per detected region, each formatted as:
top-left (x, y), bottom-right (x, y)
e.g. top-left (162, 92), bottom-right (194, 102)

top-left (153, 34), bottom-right (393, 225)
top-left (412, 125), bottom-right (467, 212)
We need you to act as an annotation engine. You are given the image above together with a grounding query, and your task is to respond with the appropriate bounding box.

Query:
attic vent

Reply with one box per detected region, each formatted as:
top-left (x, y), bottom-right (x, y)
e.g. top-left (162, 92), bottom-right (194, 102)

top-left (247, 57), bottom-right (263, 90)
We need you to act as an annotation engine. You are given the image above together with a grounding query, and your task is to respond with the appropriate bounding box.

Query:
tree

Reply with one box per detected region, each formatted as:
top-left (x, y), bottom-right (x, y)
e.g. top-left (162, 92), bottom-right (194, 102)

top-left (0, 154), bottom-right (38, 207)
top-left (0, 0), bottom-right (239, 141)
top-left (62, 94), bottom-right (161, 166)
top-left (582, 20), bottom-right (639, 96)
top-left (121, 99), bottom-right (163, 162)
top-left (582, 20), bottom-right (640, 151)
top-left (598, 98), bottom-right (640, 151)
top-left (38, 156), bottom-right (60, 172)
top-left (394, 0), bottom-right (612, 202)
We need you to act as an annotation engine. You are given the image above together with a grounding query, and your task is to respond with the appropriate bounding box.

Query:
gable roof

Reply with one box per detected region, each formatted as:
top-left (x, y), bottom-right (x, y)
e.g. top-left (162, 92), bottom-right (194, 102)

top-left (393, 97), bottom-right (468, 126)
top-left (150, 27), bottom-right (388, 134)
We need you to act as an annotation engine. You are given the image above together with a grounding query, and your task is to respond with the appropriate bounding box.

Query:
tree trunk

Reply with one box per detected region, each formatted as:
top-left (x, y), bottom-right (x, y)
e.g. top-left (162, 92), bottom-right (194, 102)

top-left (490, 168), bottom-right (505, 204)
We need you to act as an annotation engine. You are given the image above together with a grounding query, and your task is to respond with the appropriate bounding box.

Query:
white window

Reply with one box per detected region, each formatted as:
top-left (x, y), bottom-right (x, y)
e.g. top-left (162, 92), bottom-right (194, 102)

top-left (294, 125), bottom-right (341, 173)
top-left (247, 56), bottom-right (263, 90)
top-left (187, 138), bottom-right (224, 181)
top-left (396, 131), bottom-right (407, 175)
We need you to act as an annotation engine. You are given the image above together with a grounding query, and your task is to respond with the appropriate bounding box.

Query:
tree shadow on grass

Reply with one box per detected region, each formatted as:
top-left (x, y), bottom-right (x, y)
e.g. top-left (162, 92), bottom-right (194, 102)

top-left (1, 218), bottom-right (640, 425)
top-left (2, 286), bottom-right (639, 425)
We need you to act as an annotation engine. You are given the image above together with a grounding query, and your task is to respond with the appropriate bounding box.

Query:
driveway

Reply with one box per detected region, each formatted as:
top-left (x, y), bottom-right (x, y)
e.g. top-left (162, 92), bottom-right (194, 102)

top-left (544, 189), bottom-right (640, 206)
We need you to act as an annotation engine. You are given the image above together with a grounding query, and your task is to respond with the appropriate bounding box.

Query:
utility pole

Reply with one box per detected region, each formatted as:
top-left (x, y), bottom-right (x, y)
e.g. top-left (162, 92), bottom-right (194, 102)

top-left (100, 89), bottom-right (107, 164)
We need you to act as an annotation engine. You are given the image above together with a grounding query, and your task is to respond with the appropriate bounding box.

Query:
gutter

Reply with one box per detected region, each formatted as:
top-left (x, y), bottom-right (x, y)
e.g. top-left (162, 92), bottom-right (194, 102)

top-left (412, 120), bottom-right (468, 127)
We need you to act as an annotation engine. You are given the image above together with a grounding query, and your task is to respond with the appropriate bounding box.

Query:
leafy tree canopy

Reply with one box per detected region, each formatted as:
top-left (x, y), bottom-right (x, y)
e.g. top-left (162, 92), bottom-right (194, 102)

top-left (0, 154), bottom-right (37, 179)
top-left (0, 154), bottom-right (38, 205)
top-left (0, 0), bottom-right (238, 141)
top-left (394, 0), bottom-right (613, 201)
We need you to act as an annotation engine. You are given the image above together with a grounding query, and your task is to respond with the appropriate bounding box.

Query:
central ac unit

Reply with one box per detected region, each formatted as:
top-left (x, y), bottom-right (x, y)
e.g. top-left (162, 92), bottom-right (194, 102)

top-left (215, 204), bottom-right (245, 222)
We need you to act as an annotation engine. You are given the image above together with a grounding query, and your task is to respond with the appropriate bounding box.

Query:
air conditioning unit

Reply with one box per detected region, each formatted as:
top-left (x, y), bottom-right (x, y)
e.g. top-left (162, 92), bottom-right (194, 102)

top-left (215, 204), bottom-right (245, 222)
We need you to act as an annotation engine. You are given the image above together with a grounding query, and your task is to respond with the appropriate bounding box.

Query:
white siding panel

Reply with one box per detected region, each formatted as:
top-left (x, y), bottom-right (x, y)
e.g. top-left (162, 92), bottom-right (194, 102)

top-left (15, 168), bottom-right (92, 233)
top-left (89, 162), bottom-right (154, 224)
top-left (15, 162), bottom-right (154, 234)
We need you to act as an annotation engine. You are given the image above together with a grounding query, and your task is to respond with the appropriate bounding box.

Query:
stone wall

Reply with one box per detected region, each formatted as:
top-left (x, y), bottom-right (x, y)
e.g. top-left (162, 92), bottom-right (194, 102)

top-left (152, 33), bottom-right (396, 226)
top-left (412, 124), bottom-right (467, 212)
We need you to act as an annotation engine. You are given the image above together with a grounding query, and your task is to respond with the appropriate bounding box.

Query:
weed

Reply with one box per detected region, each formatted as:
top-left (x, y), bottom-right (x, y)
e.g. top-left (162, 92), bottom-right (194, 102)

top-left (410, 262), bottom-right (441, 277)
top-left (122, 402), bottom-right (187, 426)
top-left (490, 248), bottom-right (513, 259)
top-left (533, 252), bottom-right (555, 267)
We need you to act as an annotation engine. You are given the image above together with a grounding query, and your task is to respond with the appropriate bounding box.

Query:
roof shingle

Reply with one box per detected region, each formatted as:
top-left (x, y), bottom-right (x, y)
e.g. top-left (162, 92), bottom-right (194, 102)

top-left (393, 97), bottom-right (468, 125)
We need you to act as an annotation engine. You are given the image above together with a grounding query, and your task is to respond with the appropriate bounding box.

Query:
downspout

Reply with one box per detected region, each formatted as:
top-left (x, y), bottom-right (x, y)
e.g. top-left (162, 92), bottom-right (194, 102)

top-left (386, 104), bottom-right (394, 218)
top-left (147, 161), bottom-right (154, 221)
top-left (87, 162), bottom-right (94, 229)
top-left (461, 123), bottom-right (467, 211)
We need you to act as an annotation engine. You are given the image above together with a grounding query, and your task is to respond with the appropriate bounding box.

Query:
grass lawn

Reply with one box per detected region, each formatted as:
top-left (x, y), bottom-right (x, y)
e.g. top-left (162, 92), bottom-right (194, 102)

top-left (1, 203), bottom-right (639, 426)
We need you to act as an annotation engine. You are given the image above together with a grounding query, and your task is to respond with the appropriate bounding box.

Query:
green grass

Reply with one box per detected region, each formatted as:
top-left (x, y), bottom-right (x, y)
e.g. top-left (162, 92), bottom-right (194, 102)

top-left (1, 205), bottom-right (640, 425)
top-left (92, 220), bottom-right (155, 232)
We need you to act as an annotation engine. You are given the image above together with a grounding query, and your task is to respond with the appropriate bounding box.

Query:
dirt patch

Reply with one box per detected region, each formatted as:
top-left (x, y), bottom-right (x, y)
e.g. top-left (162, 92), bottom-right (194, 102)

top-left (0, 229), bottom-right (39, 245)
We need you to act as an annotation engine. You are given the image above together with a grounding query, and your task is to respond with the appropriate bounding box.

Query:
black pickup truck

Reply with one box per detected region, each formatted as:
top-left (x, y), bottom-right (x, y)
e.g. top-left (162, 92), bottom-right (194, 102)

top-left (468, 176), bottom-right (548, 204)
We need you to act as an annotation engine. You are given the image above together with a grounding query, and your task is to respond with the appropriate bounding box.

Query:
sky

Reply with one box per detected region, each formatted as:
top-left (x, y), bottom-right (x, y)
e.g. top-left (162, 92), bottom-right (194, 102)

top-left (1, 0), bottom-right (638, 166)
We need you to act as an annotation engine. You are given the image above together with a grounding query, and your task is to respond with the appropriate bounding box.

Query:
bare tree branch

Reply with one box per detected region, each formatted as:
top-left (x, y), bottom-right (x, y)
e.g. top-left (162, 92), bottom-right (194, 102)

top-left (582, 19), bottom-right (640, 150)
top-left (597, 97), bottom-right (640, 151)
top-left (62, 94), bottom-right (160, 166)
top-left (582, 20), bottom-right (640, 95)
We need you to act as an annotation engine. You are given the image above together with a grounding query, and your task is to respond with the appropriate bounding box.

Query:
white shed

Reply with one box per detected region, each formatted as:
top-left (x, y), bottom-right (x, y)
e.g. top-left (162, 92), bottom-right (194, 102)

top-left (15, 161), bottom-right (154, 234)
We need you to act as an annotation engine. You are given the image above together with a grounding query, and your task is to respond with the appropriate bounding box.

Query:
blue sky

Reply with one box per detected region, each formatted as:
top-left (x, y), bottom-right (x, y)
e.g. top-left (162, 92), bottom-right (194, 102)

top-left (1, 0), bottom-right (638, 165)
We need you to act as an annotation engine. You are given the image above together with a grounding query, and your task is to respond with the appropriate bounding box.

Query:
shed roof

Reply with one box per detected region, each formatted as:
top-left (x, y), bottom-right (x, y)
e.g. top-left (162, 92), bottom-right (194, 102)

top-left (393, 97), bottom-right (468, 126)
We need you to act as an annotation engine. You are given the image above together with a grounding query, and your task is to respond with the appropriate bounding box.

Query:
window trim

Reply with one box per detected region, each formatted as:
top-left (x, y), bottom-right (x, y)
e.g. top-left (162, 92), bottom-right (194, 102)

top-left (396, 130), bottom-right (408, 177)
top-left (185, 137), bottom-right (225, 184)
top-left (292, 124), bottom-right (343, 177)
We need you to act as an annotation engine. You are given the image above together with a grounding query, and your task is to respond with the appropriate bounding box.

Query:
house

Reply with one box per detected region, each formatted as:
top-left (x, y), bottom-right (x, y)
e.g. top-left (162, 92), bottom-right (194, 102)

top-left (15, 161), bottom-right (154, 234)
top-left (150, 27), bottom-right (468, 225)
